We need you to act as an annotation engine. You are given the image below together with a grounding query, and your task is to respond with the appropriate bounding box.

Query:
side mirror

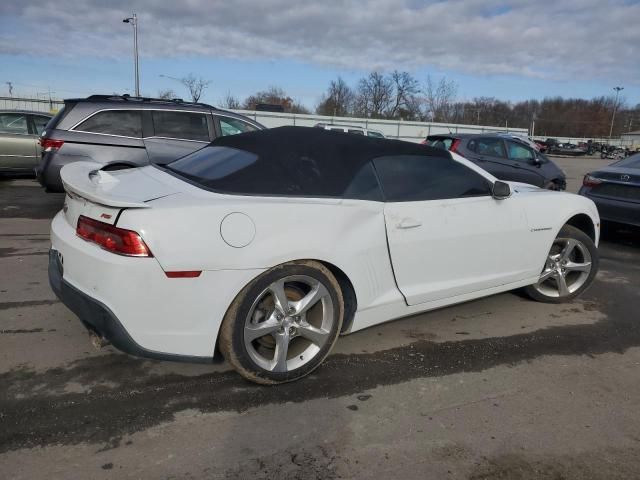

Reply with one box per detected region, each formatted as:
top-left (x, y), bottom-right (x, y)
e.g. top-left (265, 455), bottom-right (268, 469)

top-left (492, 180), bottom-right (511, 200)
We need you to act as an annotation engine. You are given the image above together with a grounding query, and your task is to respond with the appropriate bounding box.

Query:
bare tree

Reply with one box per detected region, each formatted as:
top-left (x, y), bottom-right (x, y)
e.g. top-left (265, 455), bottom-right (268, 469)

top-left (181, 74), bottom-right (211, 103)
top-left (423, 76), bottom-right (458, 122)
top-left (158, 89), bottom-right (177, 100)
top-left (316, 77), bottom-right (354, 117)
top-left (220, 91), bottom-right (241, 109)
top-left (389, 71), bottom-right (420, 119)
top-left (354, 72), bottom-right (394, 118)
top-left (243, 86), bottom-right (310, 113)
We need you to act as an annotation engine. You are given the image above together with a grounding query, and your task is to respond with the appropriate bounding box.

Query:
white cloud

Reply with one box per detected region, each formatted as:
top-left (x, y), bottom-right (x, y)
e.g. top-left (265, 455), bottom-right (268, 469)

top-left (2, 0), bottom-right (639, 83)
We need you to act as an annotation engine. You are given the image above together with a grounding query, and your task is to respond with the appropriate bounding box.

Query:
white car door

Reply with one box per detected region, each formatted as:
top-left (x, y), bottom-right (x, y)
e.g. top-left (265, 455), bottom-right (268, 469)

top-left (374, 154), bottom-right (535, 306)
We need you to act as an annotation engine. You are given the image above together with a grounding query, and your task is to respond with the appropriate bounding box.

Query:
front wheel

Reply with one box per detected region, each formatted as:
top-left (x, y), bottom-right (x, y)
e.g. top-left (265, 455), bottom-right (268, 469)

top-left (524, 225), bottom-right (598, 303)
top-left (219, 260), bottom-right (344, 384)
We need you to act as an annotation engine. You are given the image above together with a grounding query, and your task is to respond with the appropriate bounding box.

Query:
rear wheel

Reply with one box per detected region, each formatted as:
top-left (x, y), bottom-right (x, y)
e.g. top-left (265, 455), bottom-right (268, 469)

top-left (219, 260), bottom-right (344, 384)
top-left (524, 225), bottom-right (598, 303)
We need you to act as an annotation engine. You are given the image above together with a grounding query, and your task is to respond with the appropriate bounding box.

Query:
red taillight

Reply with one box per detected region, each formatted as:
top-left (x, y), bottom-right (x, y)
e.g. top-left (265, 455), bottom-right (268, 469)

top-left (40, 138), bottom-right (64, 152)
top-left (165, 271), bottom-right (202, 278)
top-left (76, 215), bottom-right (152, 257)
top-left (583, 174), bottom-right (602, 187)
top-left (450, 139), bottom-right (461, 153)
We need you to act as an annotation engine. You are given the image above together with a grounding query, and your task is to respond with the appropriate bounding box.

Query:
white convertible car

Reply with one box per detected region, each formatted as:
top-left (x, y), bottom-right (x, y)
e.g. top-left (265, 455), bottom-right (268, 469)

top-left (49, 127), bottom-right (600, 384)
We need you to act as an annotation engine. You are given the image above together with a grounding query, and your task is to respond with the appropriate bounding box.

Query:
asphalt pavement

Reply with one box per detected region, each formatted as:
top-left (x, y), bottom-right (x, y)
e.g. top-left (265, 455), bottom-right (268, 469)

top-left (1, 156), bottom-right (639, 479)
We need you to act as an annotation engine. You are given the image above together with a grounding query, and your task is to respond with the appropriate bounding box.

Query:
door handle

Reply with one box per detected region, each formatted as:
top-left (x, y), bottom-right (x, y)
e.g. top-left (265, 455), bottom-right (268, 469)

top-left (396, 218), bottom-right (422, 229)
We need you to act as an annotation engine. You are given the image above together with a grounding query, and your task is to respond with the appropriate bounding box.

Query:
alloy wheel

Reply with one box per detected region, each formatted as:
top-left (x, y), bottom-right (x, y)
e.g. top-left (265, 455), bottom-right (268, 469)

top-left (533, 237), bottom-right (592, 298)
top-left (243, 275), bottom-right (335, 372)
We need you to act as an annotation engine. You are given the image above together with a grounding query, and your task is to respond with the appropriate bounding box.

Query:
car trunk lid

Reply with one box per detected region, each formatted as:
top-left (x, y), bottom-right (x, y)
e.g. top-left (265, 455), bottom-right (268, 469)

top-left (60, 162), bottom-right (179, 227)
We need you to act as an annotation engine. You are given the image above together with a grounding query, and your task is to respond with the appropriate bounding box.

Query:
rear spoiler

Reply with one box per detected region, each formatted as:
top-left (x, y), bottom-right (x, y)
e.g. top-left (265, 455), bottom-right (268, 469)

top-left (60, 162), bottom-right (151, 208)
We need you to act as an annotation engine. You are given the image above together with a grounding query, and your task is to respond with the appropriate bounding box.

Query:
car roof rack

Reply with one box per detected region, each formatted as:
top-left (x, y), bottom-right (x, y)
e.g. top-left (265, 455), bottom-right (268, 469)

top-left (67, 94), bottom-right (218, 110)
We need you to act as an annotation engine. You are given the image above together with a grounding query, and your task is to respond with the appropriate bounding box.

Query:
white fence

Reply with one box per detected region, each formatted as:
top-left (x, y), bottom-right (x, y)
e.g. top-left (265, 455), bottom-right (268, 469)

top-left (0, 96), bottom-right (527, 143)
top-left (4, 96), bottom-right (632, 146)
top-left (0, 96), bottom-right (63, 114)
top-left (229, 110), bottom-right (528, 143)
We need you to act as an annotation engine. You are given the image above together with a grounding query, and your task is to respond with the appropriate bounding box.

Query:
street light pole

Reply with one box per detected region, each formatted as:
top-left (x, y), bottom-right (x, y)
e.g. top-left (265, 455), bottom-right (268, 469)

top-left (609, 86), bottom-right (624, 139)
top-left (123, 13), bottom-right (140, 96)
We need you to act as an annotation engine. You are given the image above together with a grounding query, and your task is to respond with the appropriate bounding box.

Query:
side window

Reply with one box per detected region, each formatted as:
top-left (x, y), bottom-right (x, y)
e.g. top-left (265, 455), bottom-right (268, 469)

top-left (76, 110), bottom-right (142, 137)
top-left (31, 115), bottom-right (51, 135)
top-left (0, 113), bottom-right (29, 135)
top-left (367, 131), bottom-right (384, 138)
top-left (343, 162), bottom-right (383, 201)
top-left (476, 138), bottom-right (506, 158)
top-left (507, 141), bottom-right (534, 162)
top-left (330, 127), bottom-right (346, 133)
top-left (218, 117), bottom-right (258, 137)
top-left (348, 129), bottom-right (365, 135)
top-left (152, 111), bottom-right (209, 141)
top-left (373, 155), bottom-right (491, 202)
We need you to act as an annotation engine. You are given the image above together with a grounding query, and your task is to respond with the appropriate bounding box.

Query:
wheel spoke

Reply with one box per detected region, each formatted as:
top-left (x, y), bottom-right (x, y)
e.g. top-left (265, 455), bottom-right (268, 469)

top-left (270, 332), bottom-right (290, 372)
top-left (539, 269), bottom-right (556, 283)
top-left (560, 239), bottom-right (578, 261)
top-left (268, 280), bottom-right (290, 315)
top-left (565, 261), bottom-right (591, 273)
top-left (245, 317), bottom-right (280, 342)
top-left (297, 323), bottom-right (330, 346)
top-left (557, 274), bottom-right (570, 296)
top-left (292, 282), bottom-right (328, 315)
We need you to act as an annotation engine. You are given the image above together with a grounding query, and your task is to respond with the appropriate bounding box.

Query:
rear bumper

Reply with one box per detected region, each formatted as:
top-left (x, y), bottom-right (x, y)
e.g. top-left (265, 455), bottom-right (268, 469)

top-left (580, 190), bottom-right (640, 227)
top-left (49, 211), bottom-right (263, 362)
top-left (37, 152), bottom-right (65, 191)
top-left (49, 249), bottom-right (217, 363)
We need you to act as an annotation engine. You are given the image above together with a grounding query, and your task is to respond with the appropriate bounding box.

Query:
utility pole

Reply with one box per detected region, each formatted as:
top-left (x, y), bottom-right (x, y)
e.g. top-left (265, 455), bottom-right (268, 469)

top-left (609, 86), bottom-right (624, 139)
top-left (123, 14), bottom-right (140, 96)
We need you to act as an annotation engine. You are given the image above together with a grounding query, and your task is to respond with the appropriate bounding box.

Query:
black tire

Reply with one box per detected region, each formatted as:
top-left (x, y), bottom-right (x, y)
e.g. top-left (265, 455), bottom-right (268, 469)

top-left (219, 260), bottom-right (344, 384)
top-left (543, 180), bottom-right (563, 191)
top-left (524, 225), bottom-right (598, 304)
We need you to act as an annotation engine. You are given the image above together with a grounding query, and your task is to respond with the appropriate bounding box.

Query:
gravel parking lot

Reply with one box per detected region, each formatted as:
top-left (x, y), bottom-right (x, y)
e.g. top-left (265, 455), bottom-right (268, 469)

top-left (1, 156), bottom-right (639, 479)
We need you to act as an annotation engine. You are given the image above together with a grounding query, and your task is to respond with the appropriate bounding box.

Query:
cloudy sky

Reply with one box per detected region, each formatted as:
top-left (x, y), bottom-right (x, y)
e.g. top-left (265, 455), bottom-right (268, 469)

top-left (1, 0), bottom-right (639, 107)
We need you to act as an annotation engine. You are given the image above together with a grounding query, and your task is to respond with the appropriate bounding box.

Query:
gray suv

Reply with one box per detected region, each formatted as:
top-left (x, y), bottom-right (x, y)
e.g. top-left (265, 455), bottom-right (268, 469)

top-left (37, 95), bottom-right (264, 192)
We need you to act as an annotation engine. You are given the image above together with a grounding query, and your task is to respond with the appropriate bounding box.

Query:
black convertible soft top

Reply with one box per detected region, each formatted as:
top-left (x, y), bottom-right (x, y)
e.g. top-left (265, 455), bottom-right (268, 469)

top-left (167, 126), bottom-right (452, 197)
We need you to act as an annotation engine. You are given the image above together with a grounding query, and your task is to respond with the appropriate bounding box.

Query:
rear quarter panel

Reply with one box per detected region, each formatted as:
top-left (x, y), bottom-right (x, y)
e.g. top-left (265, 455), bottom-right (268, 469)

top-left (116, 190), bottom-right (401, 315)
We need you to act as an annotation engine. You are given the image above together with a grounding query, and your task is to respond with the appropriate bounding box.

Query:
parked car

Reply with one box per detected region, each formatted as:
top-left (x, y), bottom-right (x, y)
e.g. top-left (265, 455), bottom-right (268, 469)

top-left (0, 110), bottom-right (52, 175)
top-left (533, 139), bottom-right (548, 153)
top-left (315, 122), bottom-right (385, 138)
top-left (424, 133), bottom-right (567, 190)
top-left (49, 126), bottom-right (599, 384)
top-left (579, 153), bottom-right (640, 227)
top-left (37, 95), bottom-right (265, 192)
